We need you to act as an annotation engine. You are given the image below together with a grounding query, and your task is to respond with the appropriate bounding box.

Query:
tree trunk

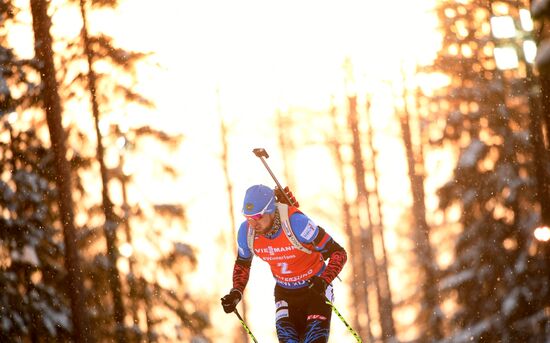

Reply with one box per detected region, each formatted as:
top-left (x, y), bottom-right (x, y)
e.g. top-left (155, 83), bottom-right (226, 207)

top-left (348, 95), bottom-right (395, 341)
top-left (399, 84), bottom-right (443, 341)
top-left (218, 95), bottom-right (249, 342)
top-left (364, 97), bottom-right (396, 341)
top-left (119, 164), bottom-right (141, 337)
top-left (79, 1), bottom-right (127, 341)
top-left (529, 71), bottom-right (550, 224)
top-left (328, 103), bottom-right (373, 341)
top-left (29, 0), bottom-right (92, 341)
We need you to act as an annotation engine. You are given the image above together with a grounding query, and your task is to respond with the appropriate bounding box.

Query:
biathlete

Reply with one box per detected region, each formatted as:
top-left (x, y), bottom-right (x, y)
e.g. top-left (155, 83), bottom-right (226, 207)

top-left (221, 184), bottom-right (347, 343)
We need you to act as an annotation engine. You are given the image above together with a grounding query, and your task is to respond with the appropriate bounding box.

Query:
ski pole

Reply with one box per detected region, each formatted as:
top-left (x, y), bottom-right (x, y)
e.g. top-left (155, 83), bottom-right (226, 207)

top-left (325, 298), bottom-right (363, 342)
top-left (309, 282), bottom-right (363, 343)
top-left (234, 309), bottom-right (259, 343)
top-left (252, 148), bottom-right (294, 205)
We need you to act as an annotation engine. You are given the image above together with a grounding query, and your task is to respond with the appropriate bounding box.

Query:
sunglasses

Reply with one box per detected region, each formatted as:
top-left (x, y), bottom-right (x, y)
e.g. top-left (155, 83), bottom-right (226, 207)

top-left (243, 196), bottom-right (274, 221)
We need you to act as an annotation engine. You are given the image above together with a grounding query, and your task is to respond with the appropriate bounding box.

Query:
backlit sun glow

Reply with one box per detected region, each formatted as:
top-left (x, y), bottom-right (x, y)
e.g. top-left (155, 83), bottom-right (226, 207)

top-left (7, 0), bottom-right (447, 341)
top-left (534, 226), bottom-right (550, 242)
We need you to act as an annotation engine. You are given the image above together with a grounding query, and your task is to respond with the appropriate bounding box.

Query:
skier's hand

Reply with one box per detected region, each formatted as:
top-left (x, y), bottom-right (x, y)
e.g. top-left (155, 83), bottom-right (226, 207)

top-left (221, 289), bottom-right (242, 313)
top-left (308, 276), bottom-right (328, 297)
top-left (274, 186), bottom-right (299, 207)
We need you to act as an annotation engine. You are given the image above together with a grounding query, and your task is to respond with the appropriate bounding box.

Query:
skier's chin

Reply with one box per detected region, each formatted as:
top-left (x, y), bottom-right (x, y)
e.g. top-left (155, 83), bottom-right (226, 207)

top-left (254, 227), bottom-right (270, 235)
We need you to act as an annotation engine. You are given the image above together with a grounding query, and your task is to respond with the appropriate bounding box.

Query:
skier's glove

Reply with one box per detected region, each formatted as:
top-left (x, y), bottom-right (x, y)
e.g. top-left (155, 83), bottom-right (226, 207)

top-left (221, 289), bottom-right (242, 313)
top-left (308, 276), bottom-right (328, 297)
top-left (274, 186), bottom-right (299, 207)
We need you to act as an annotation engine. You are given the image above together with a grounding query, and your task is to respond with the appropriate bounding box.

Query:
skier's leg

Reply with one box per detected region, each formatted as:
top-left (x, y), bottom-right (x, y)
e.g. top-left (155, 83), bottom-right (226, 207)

top-left (302, 316), bottom-right (331, 343)
top-left (303, 285), bottom-right (333, 343)
top-left (275, 299), bottom-right (300, 343)
top-left (275, 285), bottom-right (309, 343)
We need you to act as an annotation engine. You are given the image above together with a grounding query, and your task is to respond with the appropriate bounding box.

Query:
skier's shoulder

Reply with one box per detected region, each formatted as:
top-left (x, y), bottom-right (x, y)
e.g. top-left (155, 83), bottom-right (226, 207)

top-left (236, 221), bottom-right (253, 259)
top-left (288, 210), bottom-right (318, 244)
top-left (236, 221), bottom-right (249, 246)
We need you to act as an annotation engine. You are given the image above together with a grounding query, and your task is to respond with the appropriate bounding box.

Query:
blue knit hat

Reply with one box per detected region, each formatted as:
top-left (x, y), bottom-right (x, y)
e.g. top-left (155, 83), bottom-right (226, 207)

top-left (242, 184), bottom-right (276, 216)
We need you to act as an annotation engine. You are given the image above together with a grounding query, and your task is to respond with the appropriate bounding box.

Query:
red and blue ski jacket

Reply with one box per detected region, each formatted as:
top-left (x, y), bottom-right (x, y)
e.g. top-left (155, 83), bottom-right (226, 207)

top-left (232, 205), bottom-right (347, 292)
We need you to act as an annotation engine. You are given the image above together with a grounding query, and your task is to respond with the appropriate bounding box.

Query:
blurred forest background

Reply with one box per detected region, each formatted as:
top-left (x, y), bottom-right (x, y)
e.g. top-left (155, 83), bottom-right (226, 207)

top-left (1, 0), bottom-right (549, 342)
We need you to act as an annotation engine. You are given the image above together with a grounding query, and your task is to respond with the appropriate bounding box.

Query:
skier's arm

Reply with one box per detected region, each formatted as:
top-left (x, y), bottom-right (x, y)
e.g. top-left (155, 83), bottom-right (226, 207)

top-left (313, 226), bottom-right (347, 284)
top-left (232, 256), bottom-right (251, 295)
top-left (221, 223), bottom-right (252, 313)
top-left (222, 255), bottom-right (251, 313)
top-left (291, 213), bottom-right (347, 284)
top-left (232, 222), bottom-right (253, 295)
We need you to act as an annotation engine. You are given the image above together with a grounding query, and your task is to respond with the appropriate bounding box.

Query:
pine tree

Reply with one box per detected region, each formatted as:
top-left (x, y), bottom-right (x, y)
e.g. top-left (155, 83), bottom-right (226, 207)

top-left (426, 0), bottom-right (550, 340)
top-left (58, 0), bottom-right (211, 339)
top-left (396, 67), bottom-right (443, 341)
top-left (327, 100), bottom-right (374, 341)
top-left (29, 0), bottom-right (92, 340)
top-left (0, 123), bottom-right (75, 341)
top-left (2, 0), bottom-right (211, 340)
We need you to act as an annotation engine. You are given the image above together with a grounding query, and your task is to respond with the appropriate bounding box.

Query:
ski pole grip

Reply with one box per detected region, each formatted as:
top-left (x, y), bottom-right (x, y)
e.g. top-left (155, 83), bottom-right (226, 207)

top-left (253, 148), bottom-right (269, 158)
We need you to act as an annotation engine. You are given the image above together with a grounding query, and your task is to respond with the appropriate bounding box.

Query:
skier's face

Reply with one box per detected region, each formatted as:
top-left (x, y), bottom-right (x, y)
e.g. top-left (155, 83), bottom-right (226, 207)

top-left (246, 213), bottom-right (275, 234)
